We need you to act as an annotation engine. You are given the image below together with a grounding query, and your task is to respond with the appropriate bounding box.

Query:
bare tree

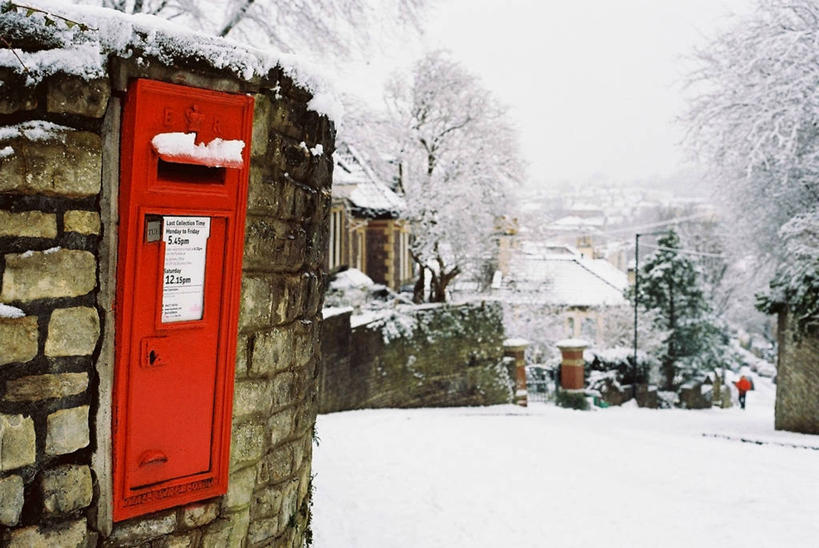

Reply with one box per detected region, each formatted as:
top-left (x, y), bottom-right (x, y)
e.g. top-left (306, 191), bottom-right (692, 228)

top-left (383, 51), bottom-right (525, 302)
top-left (684, 0), bottom-right (819, 333)
top-left (685, 0), bottom-right (819, 260)
top-left (95, 0), bottom-right (428, 60)
top-left (100, 0), bottom-right (203, 21)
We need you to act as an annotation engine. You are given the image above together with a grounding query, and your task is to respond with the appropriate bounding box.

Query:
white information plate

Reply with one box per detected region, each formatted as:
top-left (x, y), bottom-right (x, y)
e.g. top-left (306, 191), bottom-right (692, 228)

top-left (161, 216), bottom-right (211, 323)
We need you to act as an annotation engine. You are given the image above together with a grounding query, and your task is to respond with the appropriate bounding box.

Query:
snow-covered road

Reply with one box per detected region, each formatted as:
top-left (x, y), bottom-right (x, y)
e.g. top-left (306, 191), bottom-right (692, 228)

top-left (312, 379), bottom-right (818, 547)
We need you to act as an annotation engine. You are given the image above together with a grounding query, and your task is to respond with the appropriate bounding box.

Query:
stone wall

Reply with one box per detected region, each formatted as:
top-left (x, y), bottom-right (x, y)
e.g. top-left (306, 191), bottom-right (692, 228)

top-left (319, 302), bottom-right (511, 413)
top-left (775, 310), bottom-right (819, 434)
top-left (0, 72), bottom-right (107, 546)
top-left (1, 7), bottom-right (333, 547)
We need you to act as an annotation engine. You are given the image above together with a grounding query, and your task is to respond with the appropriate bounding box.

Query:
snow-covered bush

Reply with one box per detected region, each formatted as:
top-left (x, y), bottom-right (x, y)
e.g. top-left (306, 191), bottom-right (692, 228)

top-left (586, 346), bottom-right (658, 388)
top-left (323, 267), bottom-right (411, 314)
top-left (555, 389), bottom-right (589, 411)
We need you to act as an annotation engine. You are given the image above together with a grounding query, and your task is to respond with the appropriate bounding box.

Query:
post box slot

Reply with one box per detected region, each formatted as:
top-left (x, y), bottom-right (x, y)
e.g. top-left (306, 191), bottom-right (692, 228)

top-left (157, 158), bottom-right (226, 184)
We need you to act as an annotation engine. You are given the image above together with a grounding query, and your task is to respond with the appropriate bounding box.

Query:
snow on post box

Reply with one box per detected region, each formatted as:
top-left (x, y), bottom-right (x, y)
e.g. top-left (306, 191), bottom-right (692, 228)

top-left (114, 79), bottom-right (253, 521)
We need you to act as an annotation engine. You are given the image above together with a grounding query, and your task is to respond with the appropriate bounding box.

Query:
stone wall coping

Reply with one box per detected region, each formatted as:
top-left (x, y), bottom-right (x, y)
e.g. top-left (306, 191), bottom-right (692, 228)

top-left (0, 1), bottom-right (340, 121)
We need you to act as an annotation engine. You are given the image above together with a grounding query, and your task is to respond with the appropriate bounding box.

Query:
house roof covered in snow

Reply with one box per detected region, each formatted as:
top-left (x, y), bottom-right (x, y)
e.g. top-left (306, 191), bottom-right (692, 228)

top-left (0, 0), bottom-right (340, 120)
top-left (499, 246), bottom-right (629, 307)
top-left (333, 143), bottom-right (403, 219)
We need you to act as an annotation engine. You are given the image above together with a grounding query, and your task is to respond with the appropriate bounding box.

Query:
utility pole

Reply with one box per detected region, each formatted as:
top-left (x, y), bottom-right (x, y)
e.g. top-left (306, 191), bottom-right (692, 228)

top-left (633, 233), bottom-right (639, 399)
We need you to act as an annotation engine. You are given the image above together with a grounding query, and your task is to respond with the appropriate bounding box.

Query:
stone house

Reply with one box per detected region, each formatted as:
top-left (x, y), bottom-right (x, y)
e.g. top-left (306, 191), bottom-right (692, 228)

top-left (495, 241), bottom-right (629, 346)
top-left (327, 142), bottom-right (413, 291)
top-left (0, 4), bottom-right (333, 546)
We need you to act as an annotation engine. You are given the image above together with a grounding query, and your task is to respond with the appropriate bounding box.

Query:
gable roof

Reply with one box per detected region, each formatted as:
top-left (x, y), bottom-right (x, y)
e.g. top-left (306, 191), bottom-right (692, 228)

top-left (499, 244), bottom-right (628, 307)
top-left (333, 143), bottom-right (403, 219)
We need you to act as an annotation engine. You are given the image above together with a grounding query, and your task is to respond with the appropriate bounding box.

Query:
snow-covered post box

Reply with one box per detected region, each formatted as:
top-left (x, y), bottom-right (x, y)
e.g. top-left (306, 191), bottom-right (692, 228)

top-left (504, 338), bottom-right (529, 406)
top-left (113, 79), bottom-right (253, 520)
top-left (556, 338), bottom-right (588, 390)
top-left (0, 3), bottom-right (335, 545)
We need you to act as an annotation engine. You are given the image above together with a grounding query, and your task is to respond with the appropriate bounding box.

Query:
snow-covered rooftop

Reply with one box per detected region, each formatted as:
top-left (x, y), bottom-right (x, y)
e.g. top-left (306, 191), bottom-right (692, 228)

top-left (499, 246), bottom-right (629, 307)
top-left (0, 0), bottom-right (341, 120)
top-left (333, 143), bottom-right (403, 217)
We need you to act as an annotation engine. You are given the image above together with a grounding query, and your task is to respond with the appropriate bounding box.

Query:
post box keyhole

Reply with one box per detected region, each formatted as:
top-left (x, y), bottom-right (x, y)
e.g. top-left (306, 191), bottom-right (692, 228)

top-left (149, 350), bottom-right (158, 365)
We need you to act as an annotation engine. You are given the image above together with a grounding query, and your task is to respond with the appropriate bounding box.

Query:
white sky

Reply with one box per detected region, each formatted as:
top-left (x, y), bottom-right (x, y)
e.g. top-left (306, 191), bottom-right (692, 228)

top-left (343, 0), bottom-right (756, 188)
top-left (423, 0), bottom-right (757, 186)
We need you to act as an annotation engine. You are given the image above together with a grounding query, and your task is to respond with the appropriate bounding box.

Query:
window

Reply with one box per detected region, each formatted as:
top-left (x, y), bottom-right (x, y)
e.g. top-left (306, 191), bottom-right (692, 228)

top-left (328, 208), bottom-right (344, 269)
top-left (581, 317), bottom-right (597, 341)
top-left (398, 229), bottom-right (412, 283)
top-left (355, 230), bottom-right (365, 272)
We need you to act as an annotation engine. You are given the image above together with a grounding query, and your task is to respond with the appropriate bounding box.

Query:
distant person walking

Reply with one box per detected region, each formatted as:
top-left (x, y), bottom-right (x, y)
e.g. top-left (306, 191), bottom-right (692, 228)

top-left (733, 368), bottom-right (754, 410)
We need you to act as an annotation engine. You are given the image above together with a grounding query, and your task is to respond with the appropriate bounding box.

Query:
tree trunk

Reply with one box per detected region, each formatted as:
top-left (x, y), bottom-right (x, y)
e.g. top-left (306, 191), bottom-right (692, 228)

top-left (428, 266), bottom-right (460, 303)
top-left (413, 266), bottom-right (425, 304)
top-left (429, 273), bottom-right (446, 303)
top-left (665, 278), bottom-right (676, 390)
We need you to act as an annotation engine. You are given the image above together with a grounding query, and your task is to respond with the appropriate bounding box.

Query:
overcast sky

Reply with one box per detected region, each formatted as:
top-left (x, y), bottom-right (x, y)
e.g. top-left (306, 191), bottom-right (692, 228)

top-left (425, 0), bottom-right (759, 187)
top-left (344, 0), bottom-right (755, 188)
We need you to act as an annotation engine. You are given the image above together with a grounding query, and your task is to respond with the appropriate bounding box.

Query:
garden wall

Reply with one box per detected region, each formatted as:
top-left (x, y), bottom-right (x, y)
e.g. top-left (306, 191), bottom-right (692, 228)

top-left (319, 302), bottom-right (511, 413)
top-left (0, 5), bottom-right (333, 546)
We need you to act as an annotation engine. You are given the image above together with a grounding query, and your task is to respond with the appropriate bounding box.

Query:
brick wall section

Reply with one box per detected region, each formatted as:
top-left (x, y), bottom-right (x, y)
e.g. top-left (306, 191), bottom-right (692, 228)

top-left (319, 302), bottom-right (512, 413)
top-left (1, 35), bottom-right (332, 548)
top-left (775, 310), bottom-right (819, 434)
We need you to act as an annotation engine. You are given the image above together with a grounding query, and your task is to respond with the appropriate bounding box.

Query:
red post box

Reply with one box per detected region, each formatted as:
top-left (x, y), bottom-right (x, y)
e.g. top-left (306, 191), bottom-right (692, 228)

top-left (113, 79), bottom-right (253, 521)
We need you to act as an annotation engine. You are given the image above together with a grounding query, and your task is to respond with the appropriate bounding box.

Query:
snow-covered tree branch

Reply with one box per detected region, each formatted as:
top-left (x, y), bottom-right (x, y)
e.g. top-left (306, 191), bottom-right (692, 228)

top-left (92, 0), bottom-right (428, 61)
top-left (384, 51), bottom-right (525, 302)
top-left (684, 0), bottom-right (819, 336)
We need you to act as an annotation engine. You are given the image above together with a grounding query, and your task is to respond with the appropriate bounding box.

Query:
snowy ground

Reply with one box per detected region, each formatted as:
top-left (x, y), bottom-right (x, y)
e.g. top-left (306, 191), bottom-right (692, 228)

top-left (312, 378), bottom-right (818, 547)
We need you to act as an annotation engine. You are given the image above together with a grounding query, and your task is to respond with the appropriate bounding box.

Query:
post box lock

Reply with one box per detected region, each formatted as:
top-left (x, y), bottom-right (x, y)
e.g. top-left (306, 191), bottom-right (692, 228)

top-left (114, 79), bottom-right (253, 521)
top-left (140, 338), bottom-right (169, 368)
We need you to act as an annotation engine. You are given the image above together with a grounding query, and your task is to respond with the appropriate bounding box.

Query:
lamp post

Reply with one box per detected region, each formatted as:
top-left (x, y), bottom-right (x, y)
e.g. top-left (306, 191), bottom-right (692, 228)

top-left (632, 230), bottom-right (669, 398)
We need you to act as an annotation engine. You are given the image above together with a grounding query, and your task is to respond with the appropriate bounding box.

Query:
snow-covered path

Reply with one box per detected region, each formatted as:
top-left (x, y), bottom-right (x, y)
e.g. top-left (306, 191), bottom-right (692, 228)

top-left (312, 379), bottom-right (818, 547)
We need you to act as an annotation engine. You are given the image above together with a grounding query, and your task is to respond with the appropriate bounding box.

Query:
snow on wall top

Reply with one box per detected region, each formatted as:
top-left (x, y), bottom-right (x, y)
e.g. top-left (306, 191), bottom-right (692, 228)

top-left (0, 0), bottom-right (341, 121)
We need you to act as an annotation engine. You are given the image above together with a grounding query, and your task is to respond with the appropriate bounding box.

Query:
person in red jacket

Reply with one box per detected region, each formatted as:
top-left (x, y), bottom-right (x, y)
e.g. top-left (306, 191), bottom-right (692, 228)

top-left (734, 373), bottom-right (753, 410)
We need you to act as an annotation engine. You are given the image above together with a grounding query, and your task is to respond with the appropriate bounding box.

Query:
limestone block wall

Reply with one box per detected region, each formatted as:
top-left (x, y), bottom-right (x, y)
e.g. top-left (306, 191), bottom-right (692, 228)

top-left (1, 6), bottom-right (333, 547)
top-left (319, 302), bottom-right (512, 413)
top-left (775, 310), bottom-right (819, 434)
top-left (0, 77), bottom-right (105, 545)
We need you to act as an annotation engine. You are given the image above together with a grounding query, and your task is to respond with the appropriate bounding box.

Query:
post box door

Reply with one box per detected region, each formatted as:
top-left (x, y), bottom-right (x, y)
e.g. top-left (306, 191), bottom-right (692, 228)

top-left (114, 79), bottom-right (253, 521)
top-left (125, 215), bottom-right (227, 489)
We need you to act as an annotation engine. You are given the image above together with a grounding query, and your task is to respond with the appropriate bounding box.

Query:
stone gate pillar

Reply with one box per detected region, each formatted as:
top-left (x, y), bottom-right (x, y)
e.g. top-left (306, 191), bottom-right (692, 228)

top-left (504, 338), bottom-right (529, 407)
top-left (556, 339), bottom-right (588, 390)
